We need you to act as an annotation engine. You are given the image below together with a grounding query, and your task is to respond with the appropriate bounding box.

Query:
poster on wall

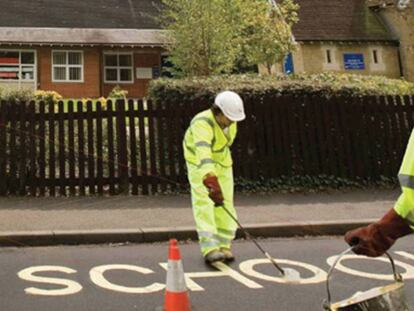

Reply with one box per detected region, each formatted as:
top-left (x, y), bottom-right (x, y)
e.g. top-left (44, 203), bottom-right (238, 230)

top-left (136, 67), bottom-right (153, 79)
top-left (343, 53), bottom-right (365, 70)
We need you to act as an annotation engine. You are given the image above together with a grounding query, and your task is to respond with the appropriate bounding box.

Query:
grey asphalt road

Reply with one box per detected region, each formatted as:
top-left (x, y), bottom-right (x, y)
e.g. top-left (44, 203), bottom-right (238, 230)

top-left (1, 236), bottom-right (414, 311)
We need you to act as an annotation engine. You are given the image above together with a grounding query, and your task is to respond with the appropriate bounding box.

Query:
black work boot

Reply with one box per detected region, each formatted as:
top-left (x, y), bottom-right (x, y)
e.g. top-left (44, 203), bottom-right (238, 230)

top-left (204, 250), bottom-right (225, 263)
top-left (220, 248), bottom-right (235, 262)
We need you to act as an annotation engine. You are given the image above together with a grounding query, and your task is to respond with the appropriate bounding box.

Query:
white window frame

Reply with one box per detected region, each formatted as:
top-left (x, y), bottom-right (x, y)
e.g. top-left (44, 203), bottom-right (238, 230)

top-left (103, 51), bottom-right (134, 84)
top-left (51, 50), bottom-right (84, 83)
top-left (0, 49), bottom-right (37, 88)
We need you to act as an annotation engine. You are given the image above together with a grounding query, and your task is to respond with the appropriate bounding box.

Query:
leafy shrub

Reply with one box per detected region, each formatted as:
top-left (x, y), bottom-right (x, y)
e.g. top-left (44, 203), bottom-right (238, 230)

top-left (149, 73), bottom-right (414, 102)
top-left (108, 85), bottom-right (128, 99)
top-left (0, 87), bottom-right (34, 102)
top-left (34, 90), bottom-right (63, 103)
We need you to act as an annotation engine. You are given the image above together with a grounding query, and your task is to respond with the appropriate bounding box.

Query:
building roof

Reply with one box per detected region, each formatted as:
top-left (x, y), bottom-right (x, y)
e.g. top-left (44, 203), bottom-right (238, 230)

top-left (0, 0), bottom-right (161, 29)
top-left (0, 0), bottom-right (397, 46)
top-left (0, 27), bottom-right (167, 47)
top-left (292, 0), bottom-right (397, 42)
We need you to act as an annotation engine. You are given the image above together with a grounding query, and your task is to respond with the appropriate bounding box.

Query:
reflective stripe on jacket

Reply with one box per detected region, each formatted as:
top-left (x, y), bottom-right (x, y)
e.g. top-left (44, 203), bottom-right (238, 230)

top-left (394, 129), bottom-right (414, 227)
top-left (183, 109), bottom-right (237, 177)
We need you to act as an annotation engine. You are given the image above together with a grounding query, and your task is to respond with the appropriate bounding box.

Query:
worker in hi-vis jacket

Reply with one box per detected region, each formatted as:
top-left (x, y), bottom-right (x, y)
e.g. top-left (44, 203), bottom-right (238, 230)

top-left (183, 91), bottom-right (245, 263)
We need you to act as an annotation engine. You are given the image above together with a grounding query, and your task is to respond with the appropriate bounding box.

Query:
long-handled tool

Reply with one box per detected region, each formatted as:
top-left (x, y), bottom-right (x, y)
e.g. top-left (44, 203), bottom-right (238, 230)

top-left (218, 204), bottom-right (301, 283)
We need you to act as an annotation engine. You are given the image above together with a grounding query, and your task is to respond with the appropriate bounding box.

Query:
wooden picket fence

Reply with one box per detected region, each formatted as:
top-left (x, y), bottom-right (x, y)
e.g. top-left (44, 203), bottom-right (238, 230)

top-left (0, 94), bottom-right (413, 196)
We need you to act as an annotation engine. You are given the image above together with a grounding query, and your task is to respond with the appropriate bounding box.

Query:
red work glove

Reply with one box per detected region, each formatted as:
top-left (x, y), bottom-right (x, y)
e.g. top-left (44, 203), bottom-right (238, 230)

top-left (203, 175), bottom-right (224, 206)
top-left (344, 209), bottom-right (413, 257)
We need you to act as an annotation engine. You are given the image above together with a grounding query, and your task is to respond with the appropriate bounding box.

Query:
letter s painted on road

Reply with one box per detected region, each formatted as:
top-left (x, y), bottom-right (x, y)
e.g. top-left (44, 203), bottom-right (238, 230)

top-left (17, 266), bottom-right (83, 296)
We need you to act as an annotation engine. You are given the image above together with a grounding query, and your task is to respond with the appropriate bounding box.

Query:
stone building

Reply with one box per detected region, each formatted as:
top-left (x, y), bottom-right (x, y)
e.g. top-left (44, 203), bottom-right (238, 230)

top-left (265, 0), bottom-right (413, 81)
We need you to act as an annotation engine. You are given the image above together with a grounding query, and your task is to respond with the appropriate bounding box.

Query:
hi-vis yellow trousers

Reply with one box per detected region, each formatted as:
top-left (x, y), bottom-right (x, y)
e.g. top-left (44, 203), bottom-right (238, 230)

top-left (186, 162), bottom-right (237, 256)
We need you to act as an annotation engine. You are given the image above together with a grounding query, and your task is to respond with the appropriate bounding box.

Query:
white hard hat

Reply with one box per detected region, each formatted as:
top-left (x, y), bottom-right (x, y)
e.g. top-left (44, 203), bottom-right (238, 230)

top-left (214, 91), bottom-right (246, 122)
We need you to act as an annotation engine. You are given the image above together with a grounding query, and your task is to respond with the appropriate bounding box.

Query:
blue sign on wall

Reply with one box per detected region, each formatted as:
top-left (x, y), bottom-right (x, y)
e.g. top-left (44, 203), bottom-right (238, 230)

top-left (343, 53), bottom-right (365, 70)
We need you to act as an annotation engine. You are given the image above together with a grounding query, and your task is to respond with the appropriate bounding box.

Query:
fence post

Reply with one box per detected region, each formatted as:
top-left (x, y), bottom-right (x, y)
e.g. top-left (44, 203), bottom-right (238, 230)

top-left (116, 99), bottom-right (129, 194)
top-left (0, 101), bottom-right (7, 195)
top-left (17, 102), bottom-right (28, 195)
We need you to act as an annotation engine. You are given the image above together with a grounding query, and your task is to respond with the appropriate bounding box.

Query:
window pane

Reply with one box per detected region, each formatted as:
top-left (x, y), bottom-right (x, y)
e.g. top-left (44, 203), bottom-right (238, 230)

top-left (105, 55), bottom-right (117, 66)
top-left (68, 52), bottom-right (82, 65)
top-left (119, 54), bottom-right (132, 66)
top-left (21, 66), bottom-right (34, 80)
top-left (0, 51), bottom-right (19, 64)
top-left (0, 65), bottom-right (19, 79)
top-left (53, 67), bottom-right (66, 80)
top-left (69, 67), bottom-right (81, 81)
top-left (105, 68), bottom-right (118, 81)
top-left (120, 68), bottom-right (132, 81)
top-left (21, 52), bottom-right (35, 64)
top-left (53, 52), bottom-right (66, 65)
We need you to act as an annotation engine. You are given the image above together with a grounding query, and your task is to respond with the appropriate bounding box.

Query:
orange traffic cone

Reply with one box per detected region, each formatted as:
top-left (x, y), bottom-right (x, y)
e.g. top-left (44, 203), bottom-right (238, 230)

top-left (163, 239), bottom-right (191, 311)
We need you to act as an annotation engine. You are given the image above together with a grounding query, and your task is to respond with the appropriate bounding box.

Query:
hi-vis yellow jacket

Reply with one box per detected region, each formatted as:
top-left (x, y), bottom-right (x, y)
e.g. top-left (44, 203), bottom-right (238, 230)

top-left (183, 109), bottom-right (237, 177)
top-left (395, 129), bottom-right (414, 228)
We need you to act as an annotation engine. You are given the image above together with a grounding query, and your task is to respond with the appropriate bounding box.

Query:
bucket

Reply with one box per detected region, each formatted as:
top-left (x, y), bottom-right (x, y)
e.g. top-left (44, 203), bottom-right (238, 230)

top-left (322, 247), bottom-right (410, 311)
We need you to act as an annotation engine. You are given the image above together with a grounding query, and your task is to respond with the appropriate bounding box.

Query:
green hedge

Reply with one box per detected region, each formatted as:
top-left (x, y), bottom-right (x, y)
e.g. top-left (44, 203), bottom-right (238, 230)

top-left (149, 73), bottom-right (414, 102)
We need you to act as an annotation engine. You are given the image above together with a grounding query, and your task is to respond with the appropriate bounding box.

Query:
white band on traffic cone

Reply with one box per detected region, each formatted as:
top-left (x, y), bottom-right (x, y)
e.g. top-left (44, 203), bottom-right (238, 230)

top-left (166, 260), bottom-right (187, 293)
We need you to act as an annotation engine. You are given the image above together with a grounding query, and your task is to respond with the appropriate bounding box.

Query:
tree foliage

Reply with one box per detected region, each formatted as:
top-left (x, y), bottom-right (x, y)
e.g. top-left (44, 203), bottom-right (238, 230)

top-left (159, 0), bottom-right (299, 77)
top-left (240, 0), bottom-right (299, 74)
top-left (160, 0), bottom-right (243, 76)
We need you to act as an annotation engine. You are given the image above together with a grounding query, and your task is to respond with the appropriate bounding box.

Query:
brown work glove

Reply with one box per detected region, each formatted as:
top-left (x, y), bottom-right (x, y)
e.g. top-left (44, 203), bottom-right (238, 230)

top-left (203, 175), bottom-right (224, 206)
top-left (344, 209), bottom-right (413, 257)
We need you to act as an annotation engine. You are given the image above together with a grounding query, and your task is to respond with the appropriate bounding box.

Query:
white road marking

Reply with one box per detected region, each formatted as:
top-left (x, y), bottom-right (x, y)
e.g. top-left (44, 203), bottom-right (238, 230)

top-left (159, 261), bottom-right (263, 291)
top-left (89, 264), bottom-right (165, 293)
top-left (239, 259), bottom-right (327, 284)
top-left (17, 266), bottom-right (82, 296)
top-left (326, 254), bottom-right (414, 280)
top-left (395, 251), bottom-right (414, 262)
top-left (17, 251), bottom-right (414, 297)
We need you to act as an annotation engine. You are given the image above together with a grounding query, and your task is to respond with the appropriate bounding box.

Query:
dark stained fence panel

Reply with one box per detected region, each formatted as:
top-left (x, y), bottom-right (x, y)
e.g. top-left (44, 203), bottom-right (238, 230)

top-left (128, 99), bottom-right (139, 195)
top-left (96, 101), bottom-right (104, 195)
top-left (8, 101), bottom-right (18, 195)
top-left (28, 102), bottom-right (37, 196)
top-left (156, 101), bottom-right (168, 192)
top-left (77, 101), bottom-right (86, 196)
top-left (68, 101), bottom-right (76, 196)
top-left (86, 101), bottom-right (95, 195)
top-left (147, 99), bottom-right (158, 194)
top-left (116, 99), bottom-right (129, 194)
top-left (137, 99), bottom-right (149, 195)
top-left (58, 101), bottom-right (66, 196)
top-left (0, 95), bottom-right (413, 196)
top-left (38, 102), bottom-right (46, 196)
top-left (106, 100), bottom-right (116, 195)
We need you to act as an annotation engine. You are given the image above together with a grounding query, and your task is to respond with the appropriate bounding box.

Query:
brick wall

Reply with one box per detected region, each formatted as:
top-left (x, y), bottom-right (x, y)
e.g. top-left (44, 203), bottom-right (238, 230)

top-left (102, 51), bottom-right (161, 98)
top-left (38, 47), bottom-right (162, 98)
top-left (38, 47), bottom-right (101, 98)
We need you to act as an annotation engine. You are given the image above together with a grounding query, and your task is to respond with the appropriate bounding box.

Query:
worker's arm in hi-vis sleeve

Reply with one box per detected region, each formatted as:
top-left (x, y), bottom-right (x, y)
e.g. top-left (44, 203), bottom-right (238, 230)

top-left (394, 129), bottom-right (414, 228)
top-left (344, 129), bottom-right (414, 257)
top-left (191, 120), bottom-right (216, 177)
